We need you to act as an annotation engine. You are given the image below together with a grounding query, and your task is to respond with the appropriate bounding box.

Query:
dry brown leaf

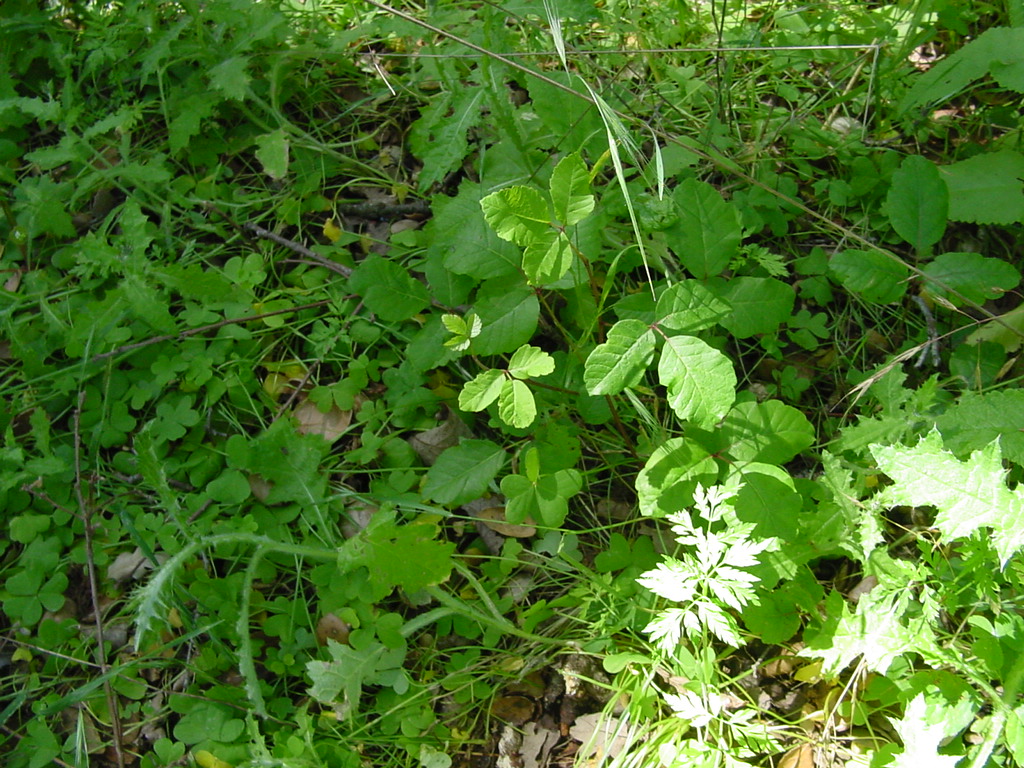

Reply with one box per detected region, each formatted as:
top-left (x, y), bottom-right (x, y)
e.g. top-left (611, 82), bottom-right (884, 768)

top-left (569, 713), bottom-right (631, 761)
top-left (315, 613), bottom-right (351, 646)
top-left (477, 507), bottom-right (536, 538)
top-left (293, 397), bottom-right (352, 442)
top-left (408, 412), bottom-right (472, 465)
top-left (491, 695), bottom-right (535, 726)
top-left (778, 744), bottom-right (813, 768)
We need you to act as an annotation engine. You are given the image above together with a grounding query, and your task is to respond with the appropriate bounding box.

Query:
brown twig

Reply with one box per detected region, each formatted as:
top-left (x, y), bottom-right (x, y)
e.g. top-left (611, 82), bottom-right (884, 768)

top-left (90, 299), bottom-right (333, 362)
top-left (242, 222), bottom-right (353, 277)
top-left (73, 392), bottom-right (126, 768)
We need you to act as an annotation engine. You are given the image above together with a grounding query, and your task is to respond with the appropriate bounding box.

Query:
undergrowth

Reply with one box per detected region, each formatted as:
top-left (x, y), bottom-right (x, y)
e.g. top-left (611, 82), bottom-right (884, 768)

top-left (2, 1), bottom-right (1024, 767)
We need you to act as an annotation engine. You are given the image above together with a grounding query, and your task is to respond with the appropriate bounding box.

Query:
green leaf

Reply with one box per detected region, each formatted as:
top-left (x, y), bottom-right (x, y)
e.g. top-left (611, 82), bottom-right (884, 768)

top-left (208, 55), bottom-right (251, 100)
top-left (429, 182), bottom-right (521, 280)
top-left (351, 513), bottom-right (456, 596)
top-left (522, 229), bottom-right (573, 285)
top-left (712, 277), bottom-right (794, 338)
top-left (458, 369), bottom-right (505, 412)
top-left (899, 27), bottom-right (1024, 114)
top-left (409, 86), bottom-right (485, 191)
top-left (655, 280), bottom-right (730, 333)
top-left (349, 255), bottom-right (430, 321)
top-left (549, 152), bottom-right (594, 226)
top-left (501, 468), bottom-right (582, 527)
top-left (472, 280), bottom-right (539, 355)
top-left (507, 345), bottom-right (555, 378)
top-left (935, 389), bottom-right (1024, 464)
top-left (657, 336), bottom-right (736, 426)
top-left (730, 466), bottom-right (801, 540)
top-left (254, 129), bottom-right (289, 180)
top-left (829, 249), bottom-right (908, 303)
top-left (480, 185), bottom-right (550, 246)
top-left (939, 150), bottom-right (1024, 225)
top-left (888, 694), bottom-right (969, 768)
top-left (423, 439), bottom-right (506, 506)
top-left (666, 179), bottom-right (742, 278)
top-left (720, 401), bottom-right (815, 465)
top-left (583, 319), bottom-right (656, 395)
top-left (872, 430), bottom-right (1024, 565)
top-left (636, 437), bottom-right (717, 517)
top-left (922, 252), bottom-right (1020, 306)
top-left (497, 379), bottom-right (536, 429)
top-left (886, 155), bottom-right (947, 253)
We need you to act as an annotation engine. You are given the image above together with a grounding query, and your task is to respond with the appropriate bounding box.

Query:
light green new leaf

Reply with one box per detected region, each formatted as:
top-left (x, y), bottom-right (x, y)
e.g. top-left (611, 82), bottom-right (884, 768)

top-left (254, 129), bottom-right (289, 180)
top-left (498, 379), bottom-right (536, 429)
top-left (885, 155), bottom-right (947, 253)
top-left (423, 439), bottom-right (506, 506)
top-left (549, 152), bottom-right (594, 226)
top-left (922, 251), bottom-right (1020, 306)
top-left (872, 430), bottom-right (1024, 565)
top-left (939, 150), bottom-right (1024, 225)
top-left (508, 345), bottom-right (555, 379)
top-left (523, 229), bottom-right (573, 285)
top-left (584, 319), bottom-right (656, 395)
top-left (655, 280), bottom-right (730, 333)
top-left (667, 179), bottom-right (742, 278)
top-left (458, 369), bottom-right (505, 412)
top-left (658, 336), bottom-right (736, 426)
top-left (481, 186), bottom-right (550, 246)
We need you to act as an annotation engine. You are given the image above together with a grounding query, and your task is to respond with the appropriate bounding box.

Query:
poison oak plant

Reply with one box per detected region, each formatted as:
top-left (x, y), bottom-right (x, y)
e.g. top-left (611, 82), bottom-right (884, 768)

top-left (4, 0), bottom-right (1024, 766)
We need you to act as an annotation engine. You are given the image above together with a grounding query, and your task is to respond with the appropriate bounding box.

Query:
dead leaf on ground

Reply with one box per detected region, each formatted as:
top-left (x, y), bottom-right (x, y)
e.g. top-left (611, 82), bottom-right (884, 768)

top-left (293, 397), bottom-right (353, 442)
top-left (315, 613), bottom-right (351, 646)
top-left (569, 713), bottom-right (632, 761)
top-left (778, 743), bottom-right (814, 768)
top-left (521, 722), bottom-right (560, 768)
top-left (491, 695), bottom-right (535, 726)
top-left (409, 411), bottom-right (472, 465)
top-left (108, 547), bottom-right (155, 582)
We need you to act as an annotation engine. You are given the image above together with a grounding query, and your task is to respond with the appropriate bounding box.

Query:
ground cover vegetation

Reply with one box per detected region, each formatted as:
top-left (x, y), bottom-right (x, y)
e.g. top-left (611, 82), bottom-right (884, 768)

top-left (2, 0), bottom-right (1024, 765)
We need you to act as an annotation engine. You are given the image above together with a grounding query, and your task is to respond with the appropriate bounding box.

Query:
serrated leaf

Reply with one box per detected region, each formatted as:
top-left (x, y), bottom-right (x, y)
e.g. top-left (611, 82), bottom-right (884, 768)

top-left (208, 55), bottom-right (251, 100)
top-left (423, 439), bottom-right (506, 507)
top-left (458, 369), bottom-right (505, 412)
top-left (655, 280), bottom-right (730, 333)
top-left (899, 27), bottom-right (1024, 114)
top-left (829, 250), bottom-right (908, 304)
top-left (584, 319), bottom-right (656, 395)
top-left (922, 252), bottom-right (1020, 305)
top-left (872, 430), bottom-right (1024, 565)
top-left (658, 335), bottom-right (736, 426)
top-left (935, 389), bottom-right (1024, 464)
top-left (409, 86), bottom-right (485, 191)
top-left (886, 155), bottom-right (947, 253)
top-left (939, 151), bottom-right (1024, 225)
top-left (712, 277), bottom-right (794, 338)
top-left (666, 179), bottom-right (742, 278)
top-left (507, 345), bottom-right (555, 378)
top-left (497, 379), bottom-right (537, 429)
top-left (549, 152), bottom-right (594, 226)
top-left (481, 186), bottom-right (550, 246)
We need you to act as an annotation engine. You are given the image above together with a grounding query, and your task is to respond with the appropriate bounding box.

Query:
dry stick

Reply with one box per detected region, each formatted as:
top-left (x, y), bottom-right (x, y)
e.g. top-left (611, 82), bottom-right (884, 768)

top-left (90, 300), bottom-right (332, 362)
top-left (242, 222), bottom-right (353, 278)
top-left (363, 0), bottom-right (1024, 344)
top-left (73, 392), bottom-right (126, 768)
